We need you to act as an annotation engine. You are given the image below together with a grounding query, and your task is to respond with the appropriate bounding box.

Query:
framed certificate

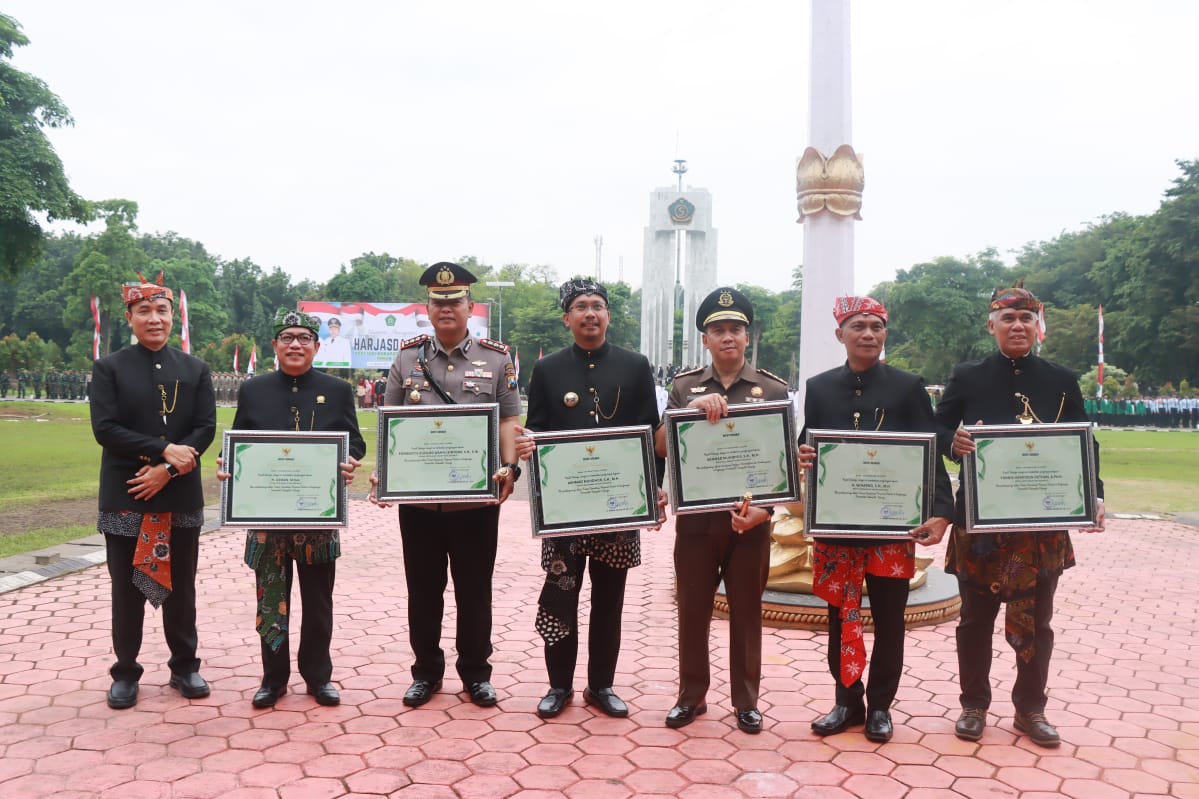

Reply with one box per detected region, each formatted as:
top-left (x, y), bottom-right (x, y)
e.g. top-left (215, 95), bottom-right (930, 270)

top-left (663, 400), bottom-right (799, 514)
top-left (804, 429), bottom-right (937, 539)
top-left (375, 403), bottom-right (500, 504)
top-left (961, 422), bottom-right (1099, 533)
top-left (527, 425), bottom-right (661, 538)
top-left (220, 431), bottom-right (350, 528)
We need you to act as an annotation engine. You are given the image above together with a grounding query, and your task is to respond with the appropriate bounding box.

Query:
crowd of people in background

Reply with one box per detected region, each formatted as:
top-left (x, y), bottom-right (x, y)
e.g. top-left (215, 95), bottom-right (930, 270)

top-left (1085, 395), bottom-right (1198, 428)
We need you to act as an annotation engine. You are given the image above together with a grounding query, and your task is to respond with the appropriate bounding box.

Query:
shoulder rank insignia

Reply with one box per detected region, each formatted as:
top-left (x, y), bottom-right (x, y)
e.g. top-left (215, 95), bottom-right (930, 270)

top-left (756, 367), bottom-right (787, 385)
top-left (400, 334), bottom-right (431, 350)
top-left (479, 337), bottom-right (509, 354)
top-left (675, 366), bottom-right (704, 378)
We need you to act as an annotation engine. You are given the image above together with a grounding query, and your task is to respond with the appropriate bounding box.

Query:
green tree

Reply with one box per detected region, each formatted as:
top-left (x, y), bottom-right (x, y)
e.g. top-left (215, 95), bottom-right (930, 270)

top-left (62, 201), bottom-right (146, 357)
top-left (1039, 304), bottom-right (1100, 375)
top-left (880, 250), bottom-right (1012, 383)
top-left (0, 14), bottom-right (90, 278)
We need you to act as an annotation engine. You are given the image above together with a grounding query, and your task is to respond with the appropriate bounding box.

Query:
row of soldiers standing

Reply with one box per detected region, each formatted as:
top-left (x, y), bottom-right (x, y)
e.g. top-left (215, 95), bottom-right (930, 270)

top-left (0, 369), bottom-right (90, 400)
top-left (1084, 395), bottom-right (1199, 428)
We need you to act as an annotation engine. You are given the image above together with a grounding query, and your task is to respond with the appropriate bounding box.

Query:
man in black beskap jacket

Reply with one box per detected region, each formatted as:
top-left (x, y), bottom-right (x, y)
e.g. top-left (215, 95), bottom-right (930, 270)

top-left (90, 273), bottom-right (217, 709)
top-left (226, 309), bottom-right (365, 709)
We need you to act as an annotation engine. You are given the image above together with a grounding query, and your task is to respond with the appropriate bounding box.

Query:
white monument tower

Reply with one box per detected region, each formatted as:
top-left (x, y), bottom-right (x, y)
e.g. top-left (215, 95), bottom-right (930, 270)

top-left (640, 160), bottom-right (718, 370)
top-left (795, 0), bottom-right (865, 419)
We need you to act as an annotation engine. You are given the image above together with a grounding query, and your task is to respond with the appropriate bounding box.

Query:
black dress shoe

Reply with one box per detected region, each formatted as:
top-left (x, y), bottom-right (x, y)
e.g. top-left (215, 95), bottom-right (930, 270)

top-left (865, 709), bottom-right (893, 742)
top-left (403, 679), bottom-right (442, 708)
top-left (307, 682), bottom-right (341, 706)
top-left (252, 684), bottom-right (287, 708)
top-left (811, 704), bottom-right (866, 736)
top-left (665, 703), bottom-right (707, 729)
top-left (954, 707), bottom-right (986, 741)
top-left (536, 688), bottom-right (574, 719)
top-left (106, 679), bottom-right (139, 709)
top-left (736, 708), bottom-right (763, 734)
top-left (584, 686), bottom-right (628, 718)
top-left (1014, 711), bottom-right (1060, 748)
top-left (464, 681), bottom-right (498, 707)
top-left (169, 672), bottom-right (210, 699)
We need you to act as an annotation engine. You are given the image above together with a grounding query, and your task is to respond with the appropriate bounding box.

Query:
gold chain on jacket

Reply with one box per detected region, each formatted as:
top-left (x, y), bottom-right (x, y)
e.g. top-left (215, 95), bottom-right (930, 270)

top-left (593, 387), bottom-right (622, 424)
top-left (290, 406), bottom-right (315, 431)
top-left (1014, 392), bottom-right (1067, 424)
top-left (852, 408), bottom-right (886, 431)
top-left (158, 381), bottom-right (179, 424)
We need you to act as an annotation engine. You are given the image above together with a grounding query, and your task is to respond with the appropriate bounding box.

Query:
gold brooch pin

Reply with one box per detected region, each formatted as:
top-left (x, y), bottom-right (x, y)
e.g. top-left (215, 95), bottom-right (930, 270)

top-left (563, 391), bottom-right (579, 407)
top-left (316, 395), bottom-right (326, 405)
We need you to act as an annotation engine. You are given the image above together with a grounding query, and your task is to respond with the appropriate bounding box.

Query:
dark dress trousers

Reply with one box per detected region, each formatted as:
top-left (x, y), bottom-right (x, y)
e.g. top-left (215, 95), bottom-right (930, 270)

top-left (524, 342), bottom-right (661, 690)
top-left (233, 368), bottom-right (366, 689)
top-left (667, 362), bottom-right (790, 711)
top-left (802, 361), bottom-right (954, 711)
top-left (90, 343), bottom-right (217, 681)
top-left (934, 351), bottom-right (1102, 714)
top-left (384, 334), bottom-right (521, 685)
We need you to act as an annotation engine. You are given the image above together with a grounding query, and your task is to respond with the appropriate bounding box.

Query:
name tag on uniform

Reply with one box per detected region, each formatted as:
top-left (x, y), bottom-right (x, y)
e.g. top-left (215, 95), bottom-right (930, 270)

top-left (409, 369), bottom-right (424, 377)
top-left (690, 386), bottom-right (708, 394)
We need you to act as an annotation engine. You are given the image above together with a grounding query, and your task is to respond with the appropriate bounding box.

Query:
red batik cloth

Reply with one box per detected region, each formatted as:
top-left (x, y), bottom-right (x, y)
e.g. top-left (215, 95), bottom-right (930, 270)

top-left (813, 540), bottom-right (915, 687)
top-left (132, 512), bottom-right (172, 608)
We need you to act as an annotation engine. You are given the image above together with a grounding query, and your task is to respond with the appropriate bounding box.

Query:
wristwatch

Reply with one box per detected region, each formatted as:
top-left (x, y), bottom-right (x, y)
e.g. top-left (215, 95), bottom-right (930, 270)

top-left (501, 462), bottom-right (522, 482)
top-left (164, 463), bottom-right (179, 478)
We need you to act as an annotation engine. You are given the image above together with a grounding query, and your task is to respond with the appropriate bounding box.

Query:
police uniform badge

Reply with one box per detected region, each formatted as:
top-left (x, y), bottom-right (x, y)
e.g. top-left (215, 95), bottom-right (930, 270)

top-left (504, 360), bottom-right (517, 390)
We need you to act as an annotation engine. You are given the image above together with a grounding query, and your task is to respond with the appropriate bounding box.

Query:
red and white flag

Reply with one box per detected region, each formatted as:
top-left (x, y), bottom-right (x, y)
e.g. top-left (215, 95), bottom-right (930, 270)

top-left (179, 290), bottom-right (191, 354)
top-left (538, 347), bottom-right (543, 360)
top-left (1097, 304), bottom-right (1105, 398)
top-left (513, 349), bottom-right (520, 381)
top-left (233, 344), bottom-right (240, 373)
top-left (248, 345), bottom-right (257, 375)
top-left (879, 344), bottom-right (886, 364)
top-left (90, 296), bottom-right (101, 360)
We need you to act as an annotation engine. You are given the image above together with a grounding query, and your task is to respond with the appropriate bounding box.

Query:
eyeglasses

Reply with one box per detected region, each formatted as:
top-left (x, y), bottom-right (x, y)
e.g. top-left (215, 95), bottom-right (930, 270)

top-left (569, 302), bottom-right (608, 314)
top-left (277, 333), bottom-right (316, 345)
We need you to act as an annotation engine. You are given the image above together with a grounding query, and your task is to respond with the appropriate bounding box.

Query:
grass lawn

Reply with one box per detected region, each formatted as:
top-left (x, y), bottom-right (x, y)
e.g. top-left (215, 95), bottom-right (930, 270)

top-left (0, 401), bottom-right (379, 557)
top-left (0, 400), bottom-right (1194, 557)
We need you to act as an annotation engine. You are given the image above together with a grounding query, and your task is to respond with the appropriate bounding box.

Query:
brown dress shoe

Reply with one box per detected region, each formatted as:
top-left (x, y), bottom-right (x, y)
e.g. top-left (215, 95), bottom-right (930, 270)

top-left (1014, 711), bottom-right (1060, 747)
top-left (955, 707), bottom-right (986, 741)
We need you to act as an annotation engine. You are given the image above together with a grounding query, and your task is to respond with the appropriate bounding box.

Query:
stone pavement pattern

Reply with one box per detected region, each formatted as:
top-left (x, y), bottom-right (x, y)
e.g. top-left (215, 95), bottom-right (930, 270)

top-left (1, 504), bottom-right (1197, 799)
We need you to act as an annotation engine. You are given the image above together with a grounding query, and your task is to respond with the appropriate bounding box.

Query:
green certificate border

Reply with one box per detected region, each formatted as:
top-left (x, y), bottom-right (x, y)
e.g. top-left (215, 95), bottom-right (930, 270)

top-left (962, 422), bottom-right (1099, 533)
top-left (803, 429), bottom-right (937, 539)
top-left (663, 400), bottom-right (799, 514)
top-left (527, 425), bottom-right (659, 538)
top-left (220, 430), bottom-right (349, 528)
top-left (374, 403), bottom-right (500, 503)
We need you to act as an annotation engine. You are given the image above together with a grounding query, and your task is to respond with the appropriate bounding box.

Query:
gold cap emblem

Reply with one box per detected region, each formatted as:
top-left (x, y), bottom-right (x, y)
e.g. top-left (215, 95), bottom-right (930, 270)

top-left (718, 290), bottom-right (734, 307)
top-left (436, 266), bottom-right (455, 286)
top-left (563, 391), bottom-right (579, 408)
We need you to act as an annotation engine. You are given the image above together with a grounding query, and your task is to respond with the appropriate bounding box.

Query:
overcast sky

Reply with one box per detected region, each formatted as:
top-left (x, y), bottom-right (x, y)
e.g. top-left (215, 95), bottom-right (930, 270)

top-left (7, 1), bottom-right (1198, 295)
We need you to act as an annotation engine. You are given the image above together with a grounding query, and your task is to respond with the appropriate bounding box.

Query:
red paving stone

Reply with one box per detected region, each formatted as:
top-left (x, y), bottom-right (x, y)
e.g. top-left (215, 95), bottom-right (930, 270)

top-left (1, 508), bottom-right (1198, 797)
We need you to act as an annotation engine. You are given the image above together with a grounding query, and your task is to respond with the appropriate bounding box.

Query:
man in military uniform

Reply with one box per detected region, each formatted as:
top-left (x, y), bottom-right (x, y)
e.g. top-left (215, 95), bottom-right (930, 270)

top-left (654, 288), bottom-right (790, 734)
top-left (0, 370), bottom-right (9, 398)
top-left (90, 272), bottom-right (216, 709)
top-left (799, 296), bottom-right (954, 743)
top-left (17, 369), bottom-right (27, 398)
top-left (936, 284), bottom-right (1105, 748)
top-left (515, 278), bottom-right (664, 719)
top-left (368, 262), bottom-right (520, 709)
top-left (222, 309), bottom-right (365, 708)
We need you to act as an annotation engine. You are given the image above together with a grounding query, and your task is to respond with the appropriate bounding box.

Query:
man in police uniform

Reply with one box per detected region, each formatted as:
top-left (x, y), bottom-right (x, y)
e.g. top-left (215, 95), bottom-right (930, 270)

top-left (224, 309), bottom-right (365, 708)
top-left (90, 272), bottom-right (216, 708)
top-left (515, 278), bottom-right (663, 719)
top-left (936, 284), bottom-right (1104, 747)
top-left (654, 288), bottom-right (789, 734)
top-left (799, 296), bottom-right (954, 743)
top-left (371, 262), bottom-right (520, 708)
